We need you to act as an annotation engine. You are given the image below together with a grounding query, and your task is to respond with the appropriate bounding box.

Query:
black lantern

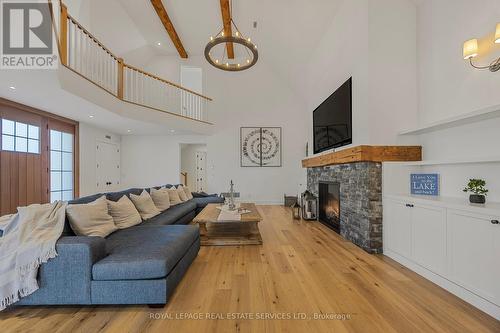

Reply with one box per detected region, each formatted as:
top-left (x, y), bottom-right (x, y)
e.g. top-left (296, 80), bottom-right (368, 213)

top-left (291, 202), bottom-right (301, 220)
top-left (301, 190), bottom-right (317, 220)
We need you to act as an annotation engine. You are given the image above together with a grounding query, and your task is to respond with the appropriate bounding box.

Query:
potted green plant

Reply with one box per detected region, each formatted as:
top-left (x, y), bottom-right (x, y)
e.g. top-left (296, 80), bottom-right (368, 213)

top-left (463, 179), bottom-right (488, 204)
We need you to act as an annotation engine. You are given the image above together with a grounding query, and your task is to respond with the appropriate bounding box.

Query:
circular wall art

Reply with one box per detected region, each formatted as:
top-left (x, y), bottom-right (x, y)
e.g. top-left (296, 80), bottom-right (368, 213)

top-left (240, 127), bottom-right (282, 167)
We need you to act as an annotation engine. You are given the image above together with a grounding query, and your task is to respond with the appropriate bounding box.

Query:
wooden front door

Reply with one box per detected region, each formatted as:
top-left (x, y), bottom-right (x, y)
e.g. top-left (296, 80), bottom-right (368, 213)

top-left (0, 98), bottom-right (78, 215)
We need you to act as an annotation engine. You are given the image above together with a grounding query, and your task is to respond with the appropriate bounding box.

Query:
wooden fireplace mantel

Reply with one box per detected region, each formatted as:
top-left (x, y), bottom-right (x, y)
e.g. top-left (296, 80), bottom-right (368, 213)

top-left (302, 145), bottom-right (422, 168)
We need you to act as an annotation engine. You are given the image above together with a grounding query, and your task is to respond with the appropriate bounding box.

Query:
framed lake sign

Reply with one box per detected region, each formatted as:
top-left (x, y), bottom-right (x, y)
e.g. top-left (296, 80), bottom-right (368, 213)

top-left (410, 174), bottom-right (439, 196)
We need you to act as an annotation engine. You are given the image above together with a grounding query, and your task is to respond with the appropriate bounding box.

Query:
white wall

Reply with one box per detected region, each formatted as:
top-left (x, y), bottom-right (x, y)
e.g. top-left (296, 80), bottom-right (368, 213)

top-left (417, 0), bottom-right (500, 124)
top-left (79, 122), bottom-right (121, 196)
top-left (304, 0), bottom-right (417, 153)
top-left (121, 135), bottom-right (207, 189)
top-left (120, 53), bottom-right (308, 204)
top-left (410, 0), bottom-right (500, 201)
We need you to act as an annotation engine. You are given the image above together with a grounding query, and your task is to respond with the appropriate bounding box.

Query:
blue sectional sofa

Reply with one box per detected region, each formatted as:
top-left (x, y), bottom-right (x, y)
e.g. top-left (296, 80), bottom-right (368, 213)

top-left (17, 185), bottom-right (224, 307)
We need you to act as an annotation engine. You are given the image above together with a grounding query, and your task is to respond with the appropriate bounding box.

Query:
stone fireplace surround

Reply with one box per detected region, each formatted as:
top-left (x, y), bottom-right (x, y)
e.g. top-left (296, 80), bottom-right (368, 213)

top-left (307, 162), bottom-right (383, 253)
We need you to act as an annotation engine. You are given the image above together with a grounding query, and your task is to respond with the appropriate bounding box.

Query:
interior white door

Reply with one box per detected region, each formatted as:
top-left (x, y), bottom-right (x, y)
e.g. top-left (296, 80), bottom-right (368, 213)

top-left (411, 204), bottom-right (447, 276)
top-left (447, 210), bottom-right (500, 306)
top-left (195, 151), bottom-right (207, 192)
top-left (384, 199), bottom-right (412, 258)
top-left (180, 66), bottom-right (203, 118)
top-left (96, 141), bottom-right (120, 192)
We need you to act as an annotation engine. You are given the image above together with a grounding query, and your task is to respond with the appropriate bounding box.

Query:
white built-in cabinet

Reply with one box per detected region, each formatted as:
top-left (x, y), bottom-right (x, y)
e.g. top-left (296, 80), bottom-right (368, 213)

top-left (384, 195), bottom-right (500, 319)
top-left (447, 209), bottom-right (500, 307)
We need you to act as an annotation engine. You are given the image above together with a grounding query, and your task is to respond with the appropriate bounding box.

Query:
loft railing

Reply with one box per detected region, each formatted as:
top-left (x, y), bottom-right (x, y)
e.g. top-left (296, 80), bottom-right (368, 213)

top-left (49, 0), bottom-right (212, 123)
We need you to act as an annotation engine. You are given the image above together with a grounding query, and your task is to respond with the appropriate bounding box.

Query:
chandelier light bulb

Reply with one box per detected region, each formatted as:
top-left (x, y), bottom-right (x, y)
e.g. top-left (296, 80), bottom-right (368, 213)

top-left (226, 62), bottom-right (229, 67)
top-left (215, 59), bottom-right (219, 63)
top-left (247, 38), bottom-right (251, 42)
top-left (222, 31), bottom-right (225, 37)
top-left (210, 36), bottom-right (213, 41)
top-left (235, 31), bottom-right (239, 37)
top-left (246, 59), bottom-right (250, 64)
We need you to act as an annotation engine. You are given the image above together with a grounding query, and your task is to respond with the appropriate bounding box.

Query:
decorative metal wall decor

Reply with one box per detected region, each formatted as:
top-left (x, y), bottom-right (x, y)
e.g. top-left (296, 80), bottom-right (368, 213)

top-left (240, 127), bottom-right (282, 167)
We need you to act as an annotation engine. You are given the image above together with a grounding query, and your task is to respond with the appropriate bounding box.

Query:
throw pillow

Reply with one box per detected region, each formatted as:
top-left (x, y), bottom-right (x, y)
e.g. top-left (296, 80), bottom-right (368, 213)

top-left (129, 190), bottom-right (161, 220)
top-left (183, 186), bottom-right (194, 200)
top-left (107, 195), bottom-right (142, 229)
top-left (167, 188), bottom-right (182, 206)
top-left (177, 186), bottom-right (189, 202)
top-left (66, 196), bottom-right (117, 237)
top-left (150, 187), bottom-right (171, 211)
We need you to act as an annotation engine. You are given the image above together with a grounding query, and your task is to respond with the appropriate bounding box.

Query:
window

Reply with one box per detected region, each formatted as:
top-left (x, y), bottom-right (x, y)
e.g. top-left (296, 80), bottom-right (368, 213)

top-left (1, 119), bottom-right (40, 153)
top-left (50, 130), bottom-right (74, 202)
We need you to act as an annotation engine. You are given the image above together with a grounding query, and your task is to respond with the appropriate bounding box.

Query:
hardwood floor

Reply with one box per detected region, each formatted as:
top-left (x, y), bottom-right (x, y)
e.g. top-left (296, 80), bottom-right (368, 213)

top-left (1, 205), bottom-right (499, 333)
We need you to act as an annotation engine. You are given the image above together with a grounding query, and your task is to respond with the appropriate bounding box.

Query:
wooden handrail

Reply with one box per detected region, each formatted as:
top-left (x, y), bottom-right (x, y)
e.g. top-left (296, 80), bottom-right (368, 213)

top-left (124, 63), bottom-right (213, 101)
top-left (67, 14), bottom-right (118, 60)
top-left (59, 3), bottom-right (68, 65)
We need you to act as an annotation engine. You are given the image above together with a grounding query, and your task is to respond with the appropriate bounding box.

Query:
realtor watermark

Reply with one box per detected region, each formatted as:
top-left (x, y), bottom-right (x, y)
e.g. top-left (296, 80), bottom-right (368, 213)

top-left (1, 0), bottom-right (58, 69)
top-left (148, 312), bottom-right (353, 321)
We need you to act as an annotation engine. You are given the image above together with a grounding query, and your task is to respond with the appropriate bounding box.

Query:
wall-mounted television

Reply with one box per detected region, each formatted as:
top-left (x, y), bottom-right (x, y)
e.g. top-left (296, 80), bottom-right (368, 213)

top-left (313, 77), bottom-right (352, 154)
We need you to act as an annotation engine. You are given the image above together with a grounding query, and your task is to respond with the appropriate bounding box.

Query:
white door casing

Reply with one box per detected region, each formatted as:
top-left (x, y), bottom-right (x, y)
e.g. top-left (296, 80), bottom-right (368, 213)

top-left (195, 151), bottom-right (207, 192)
top-left (96, 141), bottom-right (120, 192)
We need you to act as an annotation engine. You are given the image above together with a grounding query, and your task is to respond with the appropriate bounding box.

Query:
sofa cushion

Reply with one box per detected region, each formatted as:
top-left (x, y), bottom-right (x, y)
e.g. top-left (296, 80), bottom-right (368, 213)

top-left (66, 196), bottom-right (118, 237)
top-left (107, 195), bottom-right (142, 229)
top-left (105, 188), bottom-right (143, 202)
top-left (92, 225), bottom-right (200, 280)
top-left (183, 186), bottom-right (194, 200)
top-left (129, 190), bottom-right (161, 220)
top-left (192, 196), bottom-right (225, 209)
top-left (150, 187), bottom-right (171, 211)
top-left (177, 186), bottom-right (189, 202)
top-left (168, 188), bottom-right (182, 206)
top-left (143, 200), bottom-right (197, 226)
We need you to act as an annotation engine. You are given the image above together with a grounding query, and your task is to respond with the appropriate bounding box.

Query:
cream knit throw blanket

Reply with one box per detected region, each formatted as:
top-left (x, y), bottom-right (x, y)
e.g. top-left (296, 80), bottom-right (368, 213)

top-left (0, 201), bottom-right (67, 311)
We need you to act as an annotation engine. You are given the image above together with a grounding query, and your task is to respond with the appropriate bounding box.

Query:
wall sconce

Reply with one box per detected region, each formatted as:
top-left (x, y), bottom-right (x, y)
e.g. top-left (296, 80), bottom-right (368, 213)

top-left (463, 23), bottom-right (500, 72)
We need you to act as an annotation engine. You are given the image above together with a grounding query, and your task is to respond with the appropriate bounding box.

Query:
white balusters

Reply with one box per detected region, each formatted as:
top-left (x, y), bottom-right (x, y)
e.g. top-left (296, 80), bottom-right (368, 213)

top-left (65, 17), bottom-right (117, 95)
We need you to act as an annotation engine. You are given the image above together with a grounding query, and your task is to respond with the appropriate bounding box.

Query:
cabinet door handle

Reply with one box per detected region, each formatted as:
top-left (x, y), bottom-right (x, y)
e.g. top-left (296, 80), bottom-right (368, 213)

top-left (491, 220), bottom-right (499, 225)
top-left (406, 204), bottom-right (414, 208)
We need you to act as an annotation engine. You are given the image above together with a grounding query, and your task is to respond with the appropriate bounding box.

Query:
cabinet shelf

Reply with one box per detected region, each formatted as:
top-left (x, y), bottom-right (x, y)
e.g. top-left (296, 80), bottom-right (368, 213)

top-left (399, 104), bottom-right (500, 135)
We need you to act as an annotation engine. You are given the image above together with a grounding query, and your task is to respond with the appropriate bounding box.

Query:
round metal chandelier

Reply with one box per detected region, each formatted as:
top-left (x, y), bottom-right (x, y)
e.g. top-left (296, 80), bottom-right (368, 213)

top-left (205, 12), bottom-right (258, 71)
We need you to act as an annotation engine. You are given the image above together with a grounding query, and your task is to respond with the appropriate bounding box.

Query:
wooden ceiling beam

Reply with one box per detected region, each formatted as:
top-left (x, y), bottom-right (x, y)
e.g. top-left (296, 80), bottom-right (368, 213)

top-left (219, 0), bottom-right (235, 59)
top-left (150, 0), bottom-right (188, 58)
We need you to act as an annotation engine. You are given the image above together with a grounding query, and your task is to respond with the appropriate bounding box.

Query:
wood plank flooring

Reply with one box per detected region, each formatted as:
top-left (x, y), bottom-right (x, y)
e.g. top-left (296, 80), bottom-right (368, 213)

top-left (1, 205), bottom-right (499, 333)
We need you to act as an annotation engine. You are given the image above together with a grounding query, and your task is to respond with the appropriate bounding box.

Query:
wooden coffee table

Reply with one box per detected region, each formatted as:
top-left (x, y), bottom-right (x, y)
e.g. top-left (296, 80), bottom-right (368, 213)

top-left (193, 203), bottom-right (263, 246)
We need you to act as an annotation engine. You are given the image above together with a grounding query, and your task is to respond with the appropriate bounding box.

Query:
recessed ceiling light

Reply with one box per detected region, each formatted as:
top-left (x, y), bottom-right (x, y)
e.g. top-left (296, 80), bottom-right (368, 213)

top-left (170, 129), bottom-right (175, 133)
top-left (127, 129), bottom-right (132, 133)
top-left (9, 86), bottom-right (16, 90)
top-left (89, 115), bottom-right (94, 118)
top-left (157, 42), bottom-right (161, 46)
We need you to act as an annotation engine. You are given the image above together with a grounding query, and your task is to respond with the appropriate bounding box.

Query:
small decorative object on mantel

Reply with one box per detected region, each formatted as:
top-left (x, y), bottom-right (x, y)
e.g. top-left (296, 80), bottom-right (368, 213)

top-left (411, 174), bottom-right (439, 196)
top-left (241, 127), bottom-right (282, 167)
top-left (227, 180), bottom-right (237, 211)
top-left (291, 202), bottom-right (301, 220)
top-left (463, 178), bottom-right (488, 204)
top-left (301, 190), bottom-right (317, 221)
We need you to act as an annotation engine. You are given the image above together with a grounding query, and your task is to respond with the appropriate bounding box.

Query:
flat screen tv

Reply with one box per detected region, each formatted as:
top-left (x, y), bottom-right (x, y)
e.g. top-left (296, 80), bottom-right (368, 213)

top-left (313, 77), bottom-right (352, 154)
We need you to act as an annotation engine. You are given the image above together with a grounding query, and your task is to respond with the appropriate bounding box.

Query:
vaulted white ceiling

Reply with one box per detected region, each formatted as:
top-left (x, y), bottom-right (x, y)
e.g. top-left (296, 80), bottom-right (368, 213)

top-left (76, 0), bottom-right (343, 96)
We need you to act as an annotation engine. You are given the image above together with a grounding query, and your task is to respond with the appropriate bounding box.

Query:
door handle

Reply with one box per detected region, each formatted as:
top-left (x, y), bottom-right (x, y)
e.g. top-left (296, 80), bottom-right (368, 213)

top-left (491, 220), bottom-right (499, 225)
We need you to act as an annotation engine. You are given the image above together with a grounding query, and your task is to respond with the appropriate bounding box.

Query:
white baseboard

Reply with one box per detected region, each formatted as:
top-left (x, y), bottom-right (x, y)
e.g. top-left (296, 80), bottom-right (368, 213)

top-left (384, 249), bottom-right (500, 320)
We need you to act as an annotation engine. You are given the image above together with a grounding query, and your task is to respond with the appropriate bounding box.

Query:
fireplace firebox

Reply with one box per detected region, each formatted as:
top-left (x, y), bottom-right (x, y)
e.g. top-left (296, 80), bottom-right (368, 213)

top-left (318, 181), bottom-right (340, 233)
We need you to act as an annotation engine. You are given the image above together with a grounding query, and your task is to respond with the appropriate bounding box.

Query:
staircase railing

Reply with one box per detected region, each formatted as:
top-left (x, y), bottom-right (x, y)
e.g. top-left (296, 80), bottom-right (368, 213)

top-left (49, 0), bottom-right (212, 123)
